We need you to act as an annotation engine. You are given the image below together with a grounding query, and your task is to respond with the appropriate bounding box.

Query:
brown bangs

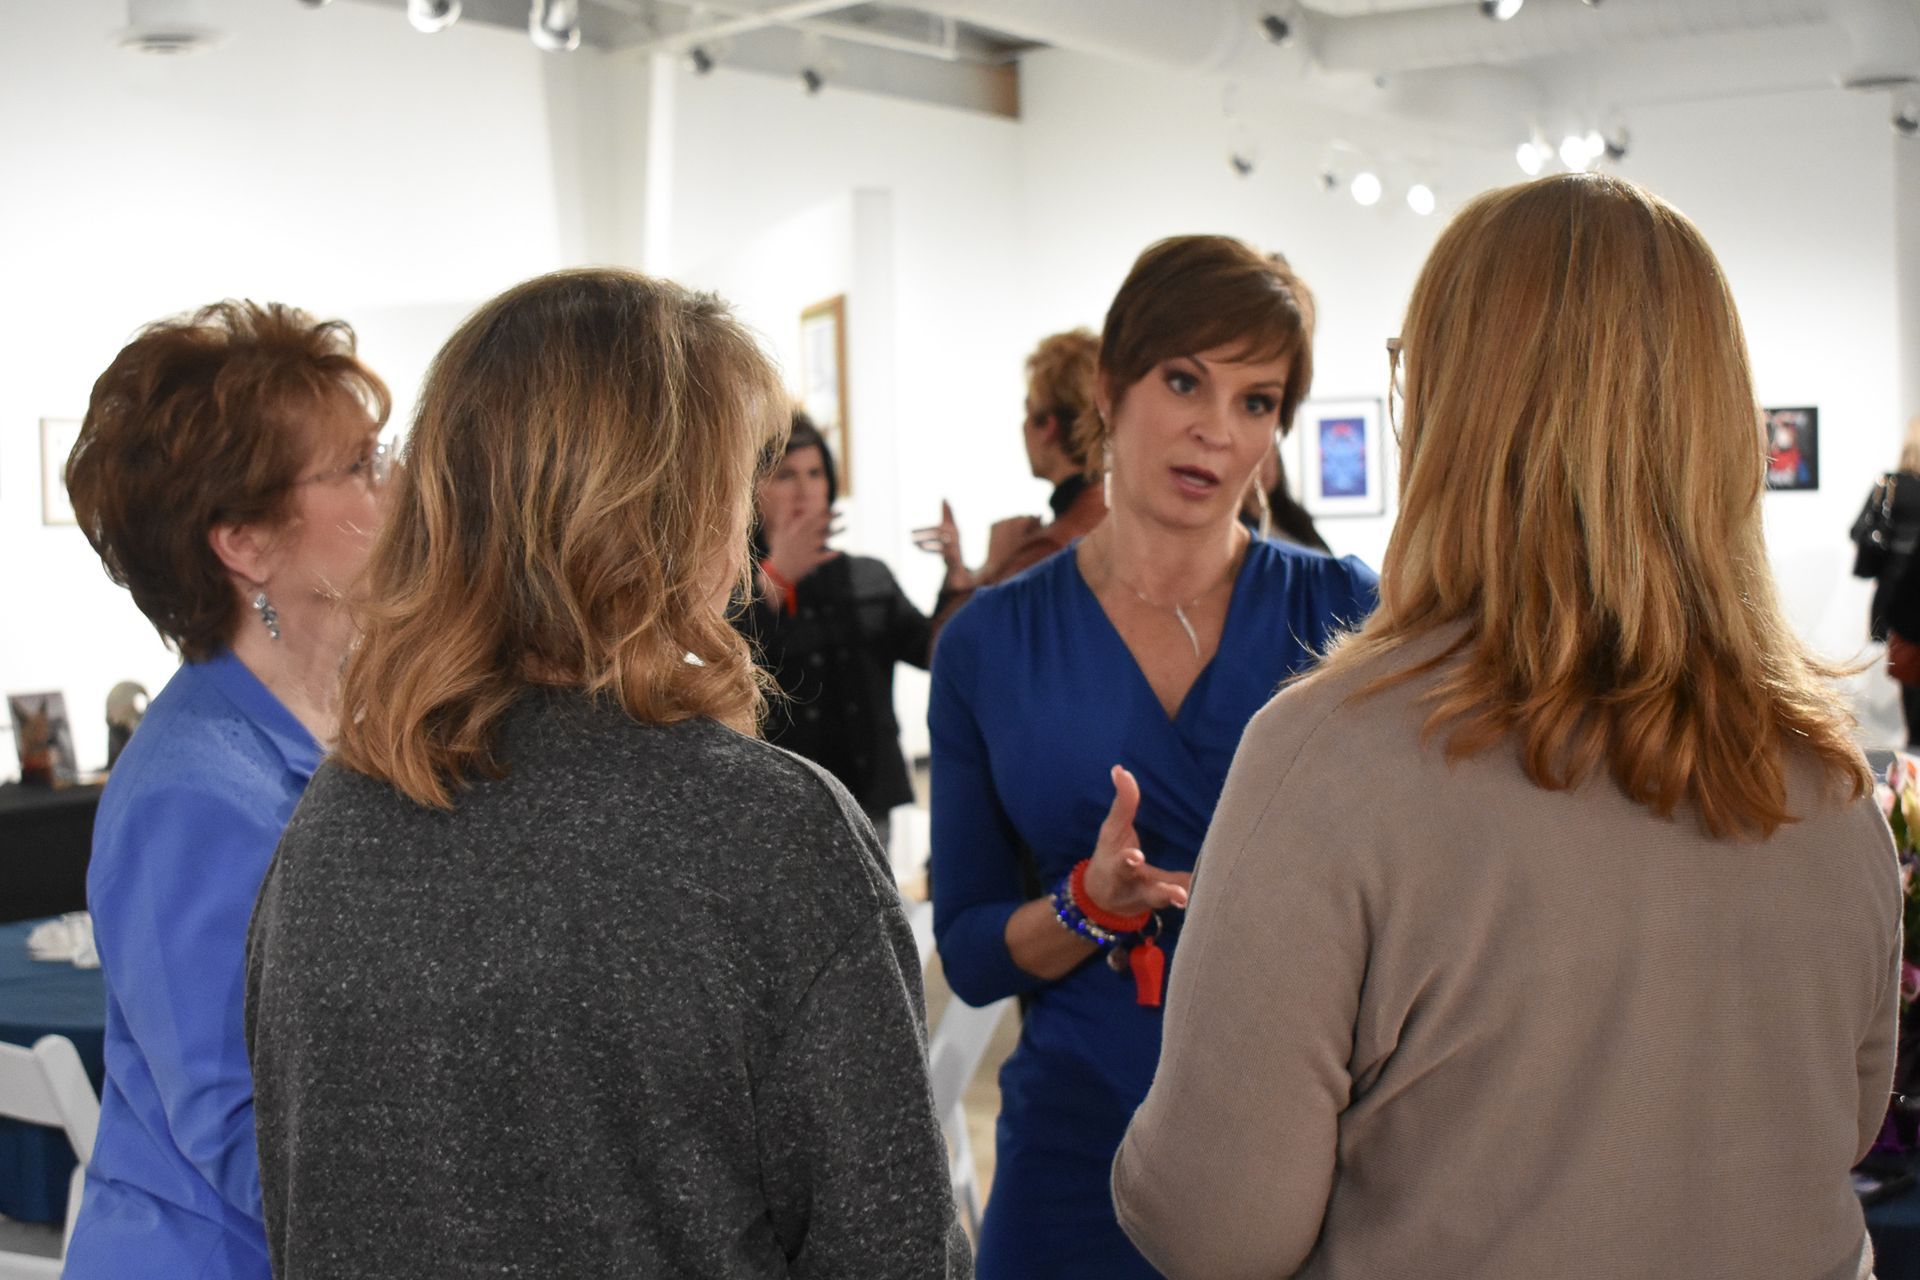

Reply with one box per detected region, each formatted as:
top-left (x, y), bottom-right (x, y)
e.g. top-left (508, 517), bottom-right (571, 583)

top-left (1084, 236), bottom-right (1317, 474)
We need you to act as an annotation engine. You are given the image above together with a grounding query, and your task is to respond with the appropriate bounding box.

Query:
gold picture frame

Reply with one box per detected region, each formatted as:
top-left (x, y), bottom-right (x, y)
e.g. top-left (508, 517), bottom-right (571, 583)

top-left (799, 295), bottom-right (850, 495)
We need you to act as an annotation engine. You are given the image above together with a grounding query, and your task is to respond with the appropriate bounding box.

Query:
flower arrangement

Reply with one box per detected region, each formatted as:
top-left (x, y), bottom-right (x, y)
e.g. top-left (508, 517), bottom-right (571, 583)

top-left (1878, 756), bottom-right (1920, 1005)
top-left (1871, 758), bottom-right (1920, 1162)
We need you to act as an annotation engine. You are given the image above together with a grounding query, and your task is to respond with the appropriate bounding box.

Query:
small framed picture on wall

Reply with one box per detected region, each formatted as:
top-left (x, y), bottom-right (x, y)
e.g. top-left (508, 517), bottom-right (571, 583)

top-left (799, 295), bottom-right (851, 496)
top-left (1764, 406), bottom-right (1818, 491)
top-left (40, 417), bottom-right (81, 526)
top-left (1296, 398), bottom-right (1387, 518)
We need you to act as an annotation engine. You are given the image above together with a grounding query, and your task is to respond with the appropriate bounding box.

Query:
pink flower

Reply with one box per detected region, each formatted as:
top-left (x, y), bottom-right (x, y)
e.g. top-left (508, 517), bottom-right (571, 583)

top-left (1901, 961), bottom-right (1920, 1005)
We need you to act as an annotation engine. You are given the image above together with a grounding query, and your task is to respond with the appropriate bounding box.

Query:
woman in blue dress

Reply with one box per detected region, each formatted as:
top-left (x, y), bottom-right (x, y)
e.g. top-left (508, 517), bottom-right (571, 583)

top-left (930, 236), bottom-right (1378, 1278)
top-left (59, 301), bottom-right (390, 1279)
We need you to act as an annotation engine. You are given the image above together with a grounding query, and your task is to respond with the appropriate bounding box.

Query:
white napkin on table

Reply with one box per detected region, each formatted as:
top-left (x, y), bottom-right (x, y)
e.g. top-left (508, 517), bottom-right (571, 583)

top-left (27, 912), bottom-right (99, 969)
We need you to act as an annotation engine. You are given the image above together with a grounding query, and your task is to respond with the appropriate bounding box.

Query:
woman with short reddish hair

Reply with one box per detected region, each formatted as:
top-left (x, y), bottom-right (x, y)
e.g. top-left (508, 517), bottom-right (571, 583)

top-left (61, 300), bottom-right (391, 1280)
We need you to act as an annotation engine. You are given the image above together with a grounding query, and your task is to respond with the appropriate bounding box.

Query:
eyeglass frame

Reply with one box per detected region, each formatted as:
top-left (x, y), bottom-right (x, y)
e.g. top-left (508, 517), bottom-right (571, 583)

top-left (1386, 337), bottom-right (1405, 442)
top-left (293, 437), bottom-right (394, 491)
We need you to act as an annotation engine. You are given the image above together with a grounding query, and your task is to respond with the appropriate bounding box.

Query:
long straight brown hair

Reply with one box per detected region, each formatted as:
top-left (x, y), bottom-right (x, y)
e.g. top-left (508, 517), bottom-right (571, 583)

top-left (333, 269), bottom-right (787, 809)
top-left (1320, 173), bottom-right (1866, 839)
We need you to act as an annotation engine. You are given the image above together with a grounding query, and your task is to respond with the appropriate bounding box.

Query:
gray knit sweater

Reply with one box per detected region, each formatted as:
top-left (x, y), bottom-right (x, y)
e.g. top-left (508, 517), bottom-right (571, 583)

top-left (244, 691), bottom-right (969, 1278)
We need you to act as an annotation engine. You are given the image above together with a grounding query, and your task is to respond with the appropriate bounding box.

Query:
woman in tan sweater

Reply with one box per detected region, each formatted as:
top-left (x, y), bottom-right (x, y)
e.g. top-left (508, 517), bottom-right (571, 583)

top-left (1114, 173), bottom-right (1901, 1280)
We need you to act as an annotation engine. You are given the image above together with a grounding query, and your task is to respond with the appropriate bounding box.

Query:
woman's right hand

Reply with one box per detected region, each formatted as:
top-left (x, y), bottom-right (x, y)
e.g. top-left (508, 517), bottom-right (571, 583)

top-left (1083, 764), bottom-right (1191, 918)
top-left (762, 503), bottom-right (840, 589)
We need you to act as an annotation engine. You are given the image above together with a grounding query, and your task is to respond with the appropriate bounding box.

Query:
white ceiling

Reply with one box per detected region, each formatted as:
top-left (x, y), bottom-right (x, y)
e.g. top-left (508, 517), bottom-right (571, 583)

top-left (1296, 0), bottom-right (1467, 13)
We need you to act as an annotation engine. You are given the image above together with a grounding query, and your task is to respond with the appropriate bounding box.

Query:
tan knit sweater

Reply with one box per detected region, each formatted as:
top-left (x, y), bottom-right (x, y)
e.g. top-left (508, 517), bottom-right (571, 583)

top-left (1114, 639), bottom-right (1900, 1280)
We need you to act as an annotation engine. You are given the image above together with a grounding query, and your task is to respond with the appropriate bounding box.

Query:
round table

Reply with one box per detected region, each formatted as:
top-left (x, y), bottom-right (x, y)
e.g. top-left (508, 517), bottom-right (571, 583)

top-left (0, 916), bottom-right (106, 1224)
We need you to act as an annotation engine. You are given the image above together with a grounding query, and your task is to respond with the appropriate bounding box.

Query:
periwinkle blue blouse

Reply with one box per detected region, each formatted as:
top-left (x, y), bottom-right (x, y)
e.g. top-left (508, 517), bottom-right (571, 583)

top-left (63, 651), bottom-right (318, 1280)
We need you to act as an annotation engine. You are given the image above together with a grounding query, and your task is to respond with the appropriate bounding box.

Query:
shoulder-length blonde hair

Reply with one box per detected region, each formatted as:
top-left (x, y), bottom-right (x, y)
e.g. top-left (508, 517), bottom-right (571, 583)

top-left (1322, 173), bottom-right (1865, 839)
top-left (333, 268), bottom-right (787, 809)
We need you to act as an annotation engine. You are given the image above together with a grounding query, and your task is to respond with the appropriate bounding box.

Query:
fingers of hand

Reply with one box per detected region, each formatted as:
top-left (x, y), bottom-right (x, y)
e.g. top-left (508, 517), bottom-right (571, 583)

top-left (1108, 764), bottom-right (1141, 825)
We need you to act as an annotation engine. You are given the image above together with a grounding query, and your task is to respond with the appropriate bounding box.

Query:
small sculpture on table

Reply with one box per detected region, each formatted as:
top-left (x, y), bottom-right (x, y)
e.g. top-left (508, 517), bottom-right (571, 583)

top-left (7, 692), bottom-right (78, 788)
top-left (106, 682), bottom-right (149, 771)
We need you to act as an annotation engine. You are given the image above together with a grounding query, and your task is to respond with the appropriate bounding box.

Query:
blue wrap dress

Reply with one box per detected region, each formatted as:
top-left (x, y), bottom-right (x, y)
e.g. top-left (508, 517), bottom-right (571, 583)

top-left (929, 537), bottom-right (1377, 1278)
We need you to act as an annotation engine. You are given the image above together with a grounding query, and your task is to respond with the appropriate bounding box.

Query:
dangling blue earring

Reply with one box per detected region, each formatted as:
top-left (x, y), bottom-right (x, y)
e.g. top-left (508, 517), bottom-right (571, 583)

top-left (252, 590), bottom-right (281, 641)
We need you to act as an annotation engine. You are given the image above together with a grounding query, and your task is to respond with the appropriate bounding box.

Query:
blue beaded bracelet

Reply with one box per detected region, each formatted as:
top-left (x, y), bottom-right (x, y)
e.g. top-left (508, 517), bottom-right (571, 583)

top-left (1050, 870), bottom-right (1118, 947)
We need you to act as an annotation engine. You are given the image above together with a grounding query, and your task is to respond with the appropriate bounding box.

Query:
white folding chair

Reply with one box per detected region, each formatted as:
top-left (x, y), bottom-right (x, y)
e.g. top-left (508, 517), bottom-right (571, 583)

top-left (0, 1034), bottom-right (101, 1278)
top-left (925, 995), bottom-right (1012, 1240)
top-left (902, 896), bottom-right (936, 969)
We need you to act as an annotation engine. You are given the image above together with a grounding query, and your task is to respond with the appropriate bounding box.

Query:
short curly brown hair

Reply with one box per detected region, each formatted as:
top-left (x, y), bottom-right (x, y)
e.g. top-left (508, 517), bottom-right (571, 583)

top-left (66, 301), bottom-right (391, 661)
top-left (1025, 329), bottom-right (1100, 471)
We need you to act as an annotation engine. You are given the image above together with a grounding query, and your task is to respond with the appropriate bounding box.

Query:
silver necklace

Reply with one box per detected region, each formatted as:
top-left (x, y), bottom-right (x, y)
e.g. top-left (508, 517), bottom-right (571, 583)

top-left (1122, 581), bottom-right (1212, 657)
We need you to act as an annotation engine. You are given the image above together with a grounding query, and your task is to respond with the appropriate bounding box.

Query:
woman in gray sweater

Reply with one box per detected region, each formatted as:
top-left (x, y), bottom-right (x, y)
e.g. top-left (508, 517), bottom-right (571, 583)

top-left (1116, 174), bottom-right (1899, 1279)
top-left (244, 268), bottom-right (969, 1279)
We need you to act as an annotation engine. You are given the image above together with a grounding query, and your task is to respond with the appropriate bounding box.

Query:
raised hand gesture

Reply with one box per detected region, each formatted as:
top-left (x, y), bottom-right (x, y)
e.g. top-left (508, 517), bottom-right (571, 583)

top-left (1082, 765), bottom-right (1191, 918)
top-left (761, 500), bottom-right (840, 590)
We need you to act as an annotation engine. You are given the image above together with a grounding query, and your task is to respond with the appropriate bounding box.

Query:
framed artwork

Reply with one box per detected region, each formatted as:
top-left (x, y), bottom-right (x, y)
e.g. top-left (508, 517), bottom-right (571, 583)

top-left (9, 691), bottom-right (79, 786)
top-left (1297, 398), bottom-right (1386, 517)
top-left (1764, 406), bottom-right (1818, 491)
top-left (799, 295), bottom-right (850, 495)
top-left (41, 417), bottom-right (80, 526)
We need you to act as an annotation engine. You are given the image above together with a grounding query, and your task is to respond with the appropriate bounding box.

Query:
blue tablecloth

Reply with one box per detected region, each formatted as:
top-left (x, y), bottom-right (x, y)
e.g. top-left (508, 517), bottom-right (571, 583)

top-left (0, 916), bottom-right (106, 1223)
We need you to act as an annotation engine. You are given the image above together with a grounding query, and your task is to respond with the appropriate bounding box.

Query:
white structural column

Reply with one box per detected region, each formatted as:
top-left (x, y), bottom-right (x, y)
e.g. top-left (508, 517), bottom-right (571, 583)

top-left (537, 47), bottom-right (675, 273)
top-left (1898, 130), bottom-right (1920, 424)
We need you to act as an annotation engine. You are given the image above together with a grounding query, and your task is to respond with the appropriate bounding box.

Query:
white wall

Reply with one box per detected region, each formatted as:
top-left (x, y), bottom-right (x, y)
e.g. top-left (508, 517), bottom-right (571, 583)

top-left (0, 0), bottom-right (564, 770)
top-left (1623, 90), bottom-right (1902, 666)
top-left (1898, 131), bottom-right (1920, 430)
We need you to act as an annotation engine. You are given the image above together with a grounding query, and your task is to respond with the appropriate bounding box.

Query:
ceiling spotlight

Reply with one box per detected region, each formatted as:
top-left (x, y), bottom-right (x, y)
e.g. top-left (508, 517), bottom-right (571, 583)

top-left (1480, 0), bottom-right (1524, 18)
top-left (1350, 171), bottom-right (1383, 206)
top-left (800, 66), bottom-right (824, 94)
top-left (528, 0), bottom-right (579, 52)
top-left (407, 0), bottom-right (459, 33)
top-left (1897, 105), bottom-right (1919, 138)
top-left (1259, 13), bottom-right (1292, 45)
top-left (296, 0), bottom-right (331, 7)
top-left (1229, 153), bottom-right (1255, 177)
top-left (688, 44), bottom-right (714, 74)
top-left (1602, 127), bottom-right (1630, 162)
top-left (1406, 183), bottom-right (1437, 216)
top-left (1515, 140), bottom-right (1545, 176)
top-left (1559, 132), bottom-right (1604, 171)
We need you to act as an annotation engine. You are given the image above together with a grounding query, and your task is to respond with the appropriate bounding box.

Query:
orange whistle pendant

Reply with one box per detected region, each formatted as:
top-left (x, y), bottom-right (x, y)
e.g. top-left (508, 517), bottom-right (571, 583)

top-left (1130, 936), bottom-right (1164, 1008)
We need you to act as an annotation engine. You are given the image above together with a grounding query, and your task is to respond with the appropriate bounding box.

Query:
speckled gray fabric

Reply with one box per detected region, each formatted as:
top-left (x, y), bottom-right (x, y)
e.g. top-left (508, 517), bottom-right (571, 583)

top-left (244, 691), bottom-right (969, 1279)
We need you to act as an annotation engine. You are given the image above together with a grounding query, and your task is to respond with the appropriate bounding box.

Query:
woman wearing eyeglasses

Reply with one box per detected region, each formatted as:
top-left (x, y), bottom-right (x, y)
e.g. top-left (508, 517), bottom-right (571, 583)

top-left (1117, 174), bottom-right (1898, 1280)
top-left (61, 302), bottom-right (392, 1280)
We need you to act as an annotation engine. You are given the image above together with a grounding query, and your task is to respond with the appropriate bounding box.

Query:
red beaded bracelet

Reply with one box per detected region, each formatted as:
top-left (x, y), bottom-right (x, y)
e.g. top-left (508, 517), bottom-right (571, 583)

top-left (1069, 858), bottom-right (1152, 934)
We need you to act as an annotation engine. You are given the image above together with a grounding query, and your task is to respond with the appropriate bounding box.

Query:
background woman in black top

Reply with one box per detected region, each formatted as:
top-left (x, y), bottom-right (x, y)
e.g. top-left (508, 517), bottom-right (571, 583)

top-left (1858, 416), bottom-right (1920, 745)
top-left (740, 412), bottom-right (965, 842)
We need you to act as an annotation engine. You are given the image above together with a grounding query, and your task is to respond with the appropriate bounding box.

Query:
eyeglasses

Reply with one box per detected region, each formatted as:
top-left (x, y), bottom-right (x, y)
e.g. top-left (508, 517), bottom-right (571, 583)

top-left (1386, 337), bottom-right (1405, 442)
top-left (296, 438), bottom-right (393, 491)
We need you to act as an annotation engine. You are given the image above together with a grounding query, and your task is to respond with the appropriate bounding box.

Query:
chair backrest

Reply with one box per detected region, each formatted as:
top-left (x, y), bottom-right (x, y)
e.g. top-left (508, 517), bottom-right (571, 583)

top-left (0, 1035), bottom-right (102, 1270)
top-left (0, 1037), bottom-right (97, 1165)
top-left (927, 996), bottom-right (1010, 1125)
top-left (903, 896), bottom-right (936, 970)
